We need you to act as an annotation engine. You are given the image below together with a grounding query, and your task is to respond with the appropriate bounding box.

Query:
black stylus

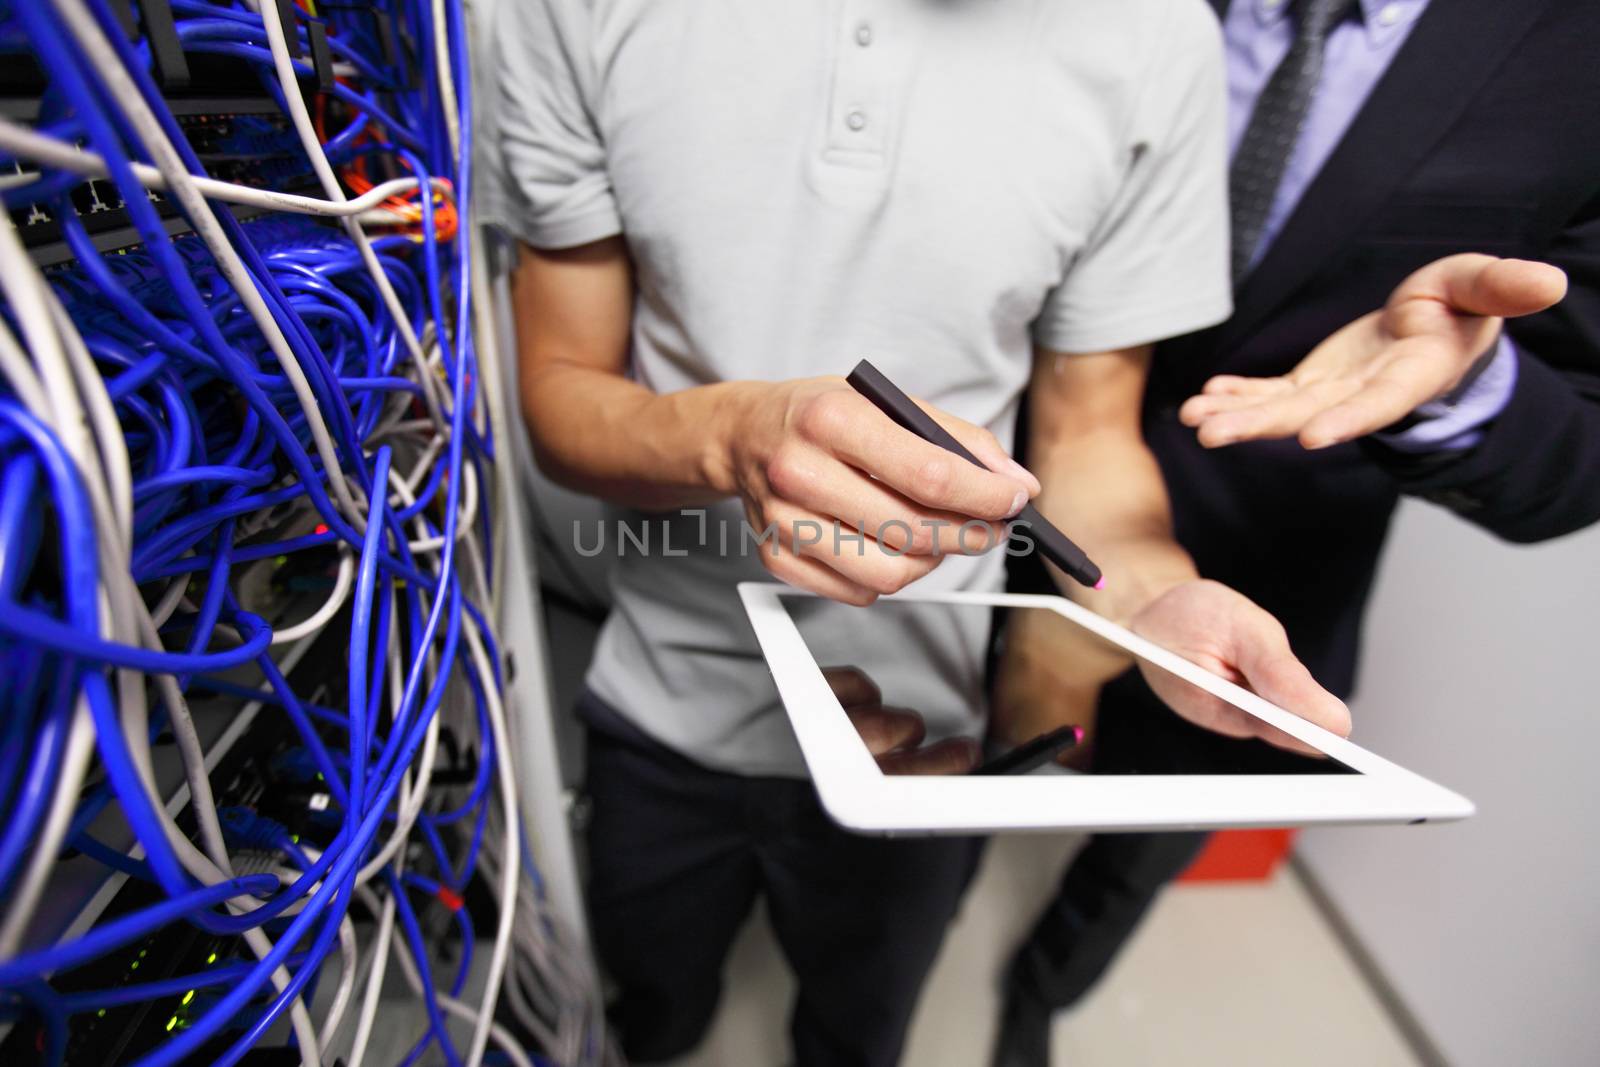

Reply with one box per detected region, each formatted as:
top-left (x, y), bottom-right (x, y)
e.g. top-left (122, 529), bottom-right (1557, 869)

top-left (845, 359), bottom-right (1105, 590)
top-left (972, 725), bottom-right (1085, 776)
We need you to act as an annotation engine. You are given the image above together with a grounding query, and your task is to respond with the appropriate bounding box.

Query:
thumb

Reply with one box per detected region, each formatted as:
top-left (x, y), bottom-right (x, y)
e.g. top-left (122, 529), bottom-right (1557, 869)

top-left (1407, 254), bottom-right (1567, 320)
top-left (1232, 611), bottom-right (1352, 740)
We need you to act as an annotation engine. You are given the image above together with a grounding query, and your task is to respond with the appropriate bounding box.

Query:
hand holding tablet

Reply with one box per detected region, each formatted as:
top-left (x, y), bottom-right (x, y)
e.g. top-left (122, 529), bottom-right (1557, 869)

top-left (1126, 580), bottom-right (1352, 756)
top-left (825, 666), bottom-right (981, 776)
top-left (741, 583), bottom-right (1473, 835)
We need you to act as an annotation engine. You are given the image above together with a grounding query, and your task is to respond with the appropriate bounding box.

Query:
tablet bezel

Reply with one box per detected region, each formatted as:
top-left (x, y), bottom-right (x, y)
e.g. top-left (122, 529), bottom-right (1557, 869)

top-left (739, 582), bottom-right (1474, 835)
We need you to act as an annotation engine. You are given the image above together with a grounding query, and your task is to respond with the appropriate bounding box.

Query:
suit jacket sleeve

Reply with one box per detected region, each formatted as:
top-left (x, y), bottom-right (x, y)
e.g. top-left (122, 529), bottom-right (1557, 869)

top-left (1360, 187), bottom-right (1600, 544)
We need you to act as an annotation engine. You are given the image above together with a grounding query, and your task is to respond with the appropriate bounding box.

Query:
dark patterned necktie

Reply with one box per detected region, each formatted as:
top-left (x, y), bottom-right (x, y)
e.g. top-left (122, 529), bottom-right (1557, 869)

top-left (1230, 0), bottom-right (1361, 282)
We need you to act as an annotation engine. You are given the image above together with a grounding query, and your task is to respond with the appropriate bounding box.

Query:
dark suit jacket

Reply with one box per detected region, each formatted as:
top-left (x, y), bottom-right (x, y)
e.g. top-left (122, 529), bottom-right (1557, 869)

top-left (1109, 0), bottom-right (1600, 698)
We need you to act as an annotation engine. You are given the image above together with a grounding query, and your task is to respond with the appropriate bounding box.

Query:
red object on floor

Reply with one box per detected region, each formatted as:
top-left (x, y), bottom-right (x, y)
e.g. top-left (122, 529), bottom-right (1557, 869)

top-left (1178, 828), bottom-right (1296, 882)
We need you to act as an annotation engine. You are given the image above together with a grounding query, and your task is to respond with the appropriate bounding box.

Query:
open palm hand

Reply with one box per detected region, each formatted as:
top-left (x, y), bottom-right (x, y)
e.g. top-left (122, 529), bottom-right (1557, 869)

top-left (1180, 254), bottom-right (1567, 450)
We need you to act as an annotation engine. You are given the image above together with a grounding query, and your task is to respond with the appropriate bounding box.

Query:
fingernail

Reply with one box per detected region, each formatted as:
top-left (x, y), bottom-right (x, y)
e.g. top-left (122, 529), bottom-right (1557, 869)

top-left (1008, 489), bottom-right (1028, 518)
top-left (1005, 459), bottom-right (1042, 495)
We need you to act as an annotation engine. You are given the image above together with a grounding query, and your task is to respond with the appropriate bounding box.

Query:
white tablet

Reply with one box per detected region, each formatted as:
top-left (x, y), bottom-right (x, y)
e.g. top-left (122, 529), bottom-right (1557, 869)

top-left (739, 582), bottom-right (1473, 835)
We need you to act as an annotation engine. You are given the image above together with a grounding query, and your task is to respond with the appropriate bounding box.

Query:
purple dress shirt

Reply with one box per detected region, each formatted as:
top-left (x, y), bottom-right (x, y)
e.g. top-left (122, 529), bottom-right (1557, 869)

top-left (1224, 0), bottom-right (1514, 450)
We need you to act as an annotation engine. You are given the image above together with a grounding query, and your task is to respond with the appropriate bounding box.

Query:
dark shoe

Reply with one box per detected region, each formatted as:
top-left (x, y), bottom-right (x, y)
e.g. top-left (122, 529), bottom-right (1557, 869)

top-left (990, 984), bottom-right (1054, 1067)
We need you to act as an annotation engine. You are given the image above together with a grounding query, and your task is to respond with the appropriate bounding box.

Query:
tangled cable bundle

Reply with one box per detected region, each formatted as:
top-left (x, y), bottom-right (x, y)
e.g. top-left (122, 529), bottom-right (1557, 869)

top-left (0, 1), bottom-right (603, 1064)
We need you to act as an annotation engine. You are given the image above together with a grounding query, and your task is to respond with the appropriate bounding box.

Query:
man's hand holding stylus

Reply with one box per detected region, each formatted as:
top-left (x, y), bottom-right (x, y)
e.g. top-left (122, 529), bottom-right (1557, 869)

top-left (1179, 254), bottom-right (1568, 449)
top-left (717, 378), bottom-right (1039, 605)
top-left (514, 239), bottom-right (1036, 607)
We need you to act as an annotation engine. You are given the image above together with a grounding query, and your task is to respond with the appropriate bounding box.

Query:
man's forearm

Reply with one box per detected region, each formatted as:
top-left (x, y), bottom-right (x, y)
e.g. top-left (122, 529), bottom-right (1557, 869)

top-left (512, 237), bottom-right (754, 511)
top-left (1026, 347), bottom-right (1198, 623)
top-left (1030, 425), bottom-right (1197, 622)
top-left (521, 361), bottom-right (752, 511)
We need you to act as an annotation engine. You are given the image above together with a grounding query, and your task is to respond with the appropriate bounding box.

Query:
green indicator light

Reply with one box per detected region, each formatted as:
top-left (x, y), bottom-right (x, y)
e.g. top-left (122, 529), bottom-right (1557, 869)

top-left (130, 960), bottom-right (139, 971)
top-left (97, 1010), bottom-right (106, 1019)
top-left (166, 1017), bottom-right (178, 1032)
top-left (206, 952), bottom-right (218, 965)
top-left (291, 834), bottom-right (300, 844)
top-left (182, 990), bottom-right (195, 1006)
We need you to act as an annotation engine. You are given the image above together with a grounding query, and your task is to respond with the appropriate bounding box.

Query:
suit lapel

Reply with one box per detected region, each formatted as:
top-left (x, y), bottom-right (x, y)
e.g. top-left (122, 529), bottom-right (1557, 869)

top-left (1221, 0), bottom-right (1554, 351)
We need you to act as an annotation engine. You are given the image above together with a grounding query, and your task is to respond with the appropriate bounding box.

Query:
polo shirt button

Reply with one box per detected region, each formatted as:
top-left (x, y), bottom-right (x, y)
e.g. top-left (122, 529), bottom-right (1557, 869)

top-left (1377, 3), bottom-right (1403, 27)
top-left (855, 22), bottom-right (873, 46)
top-left (845, 110), bottom-right (867, 131)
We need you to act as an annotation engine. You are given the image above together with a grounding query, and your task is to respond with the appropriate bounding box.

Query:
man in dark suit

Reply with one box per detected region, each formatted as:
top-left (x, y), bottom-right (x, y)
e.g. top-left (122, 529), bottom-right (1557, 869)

top-left (992, 0), bottom-right (1600, 1063)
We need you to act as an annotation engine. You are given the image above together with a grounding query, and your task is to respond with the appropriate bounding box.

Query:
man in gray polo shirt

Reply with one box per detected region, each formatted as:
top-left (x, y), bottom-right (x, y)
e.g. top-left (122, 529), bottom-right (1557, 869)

top-left (488, 0), bottom-right (1350, 1063)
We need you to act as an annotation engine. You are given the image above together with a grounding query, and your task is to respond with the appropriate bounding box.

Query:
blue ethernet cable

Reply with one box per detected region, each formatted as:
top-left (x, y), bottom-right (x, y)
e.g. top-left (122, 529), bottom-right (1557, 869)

top-left (53, 950), bottom-right (314, 1014)
top-left (0, 0), bottom-right (552, 1061)
top-left (387, 866), bottom-right (464, 1067)
top-left (348, 445), bottom-right (393, 820)
top-left (14, 7), bottom-right (364, 549)
top-left (0, 874), bottom-right (278, 987)
top-left (0, 403), bottom-right (196, 899)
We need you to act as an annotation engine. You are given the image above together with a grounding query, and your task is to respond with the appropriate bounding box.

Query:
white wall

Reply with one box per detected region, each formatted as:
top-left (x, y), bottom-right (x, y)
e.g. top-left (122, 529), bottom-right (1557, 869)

top-left (1299, 500), bottom-right (1600, 1067)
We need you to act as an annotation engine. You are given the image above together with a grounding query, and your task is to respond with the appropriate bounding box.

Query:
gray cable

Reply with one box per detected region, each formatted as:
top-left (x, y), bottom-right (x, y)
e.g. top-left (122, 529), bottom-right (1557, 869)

top-left (54, 0), bottom-right (365, 530)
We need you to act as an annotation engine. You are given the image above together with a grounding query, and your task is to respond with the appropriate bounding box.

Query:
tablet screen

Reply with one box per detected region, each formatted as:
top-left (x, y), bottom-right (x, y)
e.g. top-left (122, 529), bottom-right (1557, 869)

top-left (779, 595), bottom-right (1357, 778)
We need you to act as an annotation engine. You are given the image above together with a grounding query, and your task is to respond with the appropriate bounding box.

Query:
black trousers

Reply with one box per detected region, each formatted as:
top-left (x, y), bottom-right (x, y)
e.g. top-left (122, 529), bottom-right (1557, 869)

top-left (1008, 669), bottom-right (1333, 1010)
top-left (580, 692), bottom-right (985, 1067)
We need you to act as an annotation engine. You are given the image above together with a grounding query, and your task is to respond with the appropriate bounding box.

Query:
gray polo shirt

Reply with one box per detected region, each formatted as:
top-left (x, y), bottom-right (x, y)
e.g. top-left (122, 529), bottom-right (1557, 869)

top-left (487, 0), bottom-right (1232, 776)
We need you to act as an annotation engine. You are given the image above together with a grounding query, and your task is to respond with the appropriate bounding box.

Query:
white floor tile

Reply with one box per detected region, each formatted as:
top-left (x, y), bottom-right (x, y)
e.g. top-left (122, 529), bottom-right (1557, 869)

top-left (663, 835), bottom-right (1418, 1067)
